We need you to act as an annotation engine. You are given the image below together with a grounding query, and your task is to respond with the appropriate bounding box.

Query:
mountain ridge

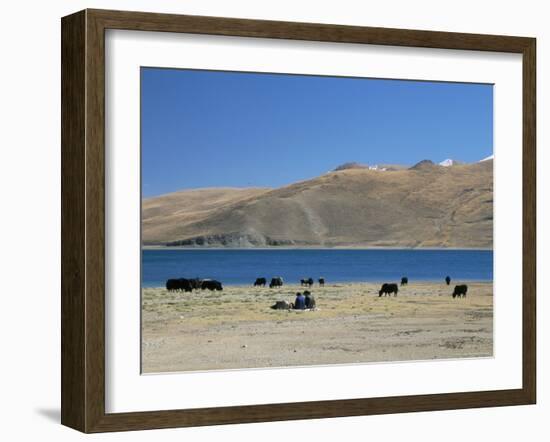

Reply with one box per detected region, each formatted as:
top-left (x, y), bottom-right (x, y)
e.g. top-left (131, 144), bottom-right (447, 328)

top-left (142, 160), bottom-right (493, 249)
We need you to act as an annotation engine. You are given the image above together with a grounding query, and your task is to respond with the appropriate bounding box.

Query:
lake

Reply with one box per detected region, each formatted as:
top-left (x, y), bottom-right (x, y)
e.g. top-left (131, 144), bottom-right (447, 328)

top-left (142, 249), bottom-right (493, 287)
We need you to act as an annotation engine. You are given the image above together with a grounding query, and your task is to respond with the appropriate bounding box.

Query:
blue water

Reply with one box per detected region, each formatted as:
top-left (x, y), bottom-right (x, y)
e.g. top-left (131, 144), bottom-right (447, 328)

top-left (142, 249), bottom-right (493, 287)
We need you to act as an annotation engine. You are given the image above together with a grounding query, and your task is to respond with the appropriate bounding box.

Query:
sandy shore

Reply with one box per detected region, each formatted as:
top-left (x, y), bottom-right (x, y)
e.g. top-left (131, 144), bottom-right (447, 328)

top-left (142, 281), bottom-right (493, 373)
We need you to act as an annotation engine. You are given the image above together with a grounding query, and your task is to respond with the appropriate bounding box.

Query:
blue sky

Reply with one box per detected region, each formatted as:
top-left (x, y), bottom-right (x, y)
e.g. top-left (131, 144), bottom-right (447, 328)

top-left (141, 68), bottom-right (493, 197)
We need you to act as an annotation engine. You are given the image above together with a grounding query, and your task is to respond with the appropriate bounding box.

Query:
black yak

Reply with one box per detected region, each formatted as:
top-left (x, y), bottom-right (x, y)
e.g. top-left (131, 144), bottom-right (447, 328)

top-left (189, 278), bottom-right (202, 290)
top-left (165, 278), bottom-right (193, 292)
top-left (270, 277), bottom-right (284, 288)
top-left (166, 279), bottom-right (180, 291)
top-left (452, 284), bottom-right (468, 298)
top-left (379, 283), bottom-right (399, 297)
top-left (201, 279), bottom-right (223, 291)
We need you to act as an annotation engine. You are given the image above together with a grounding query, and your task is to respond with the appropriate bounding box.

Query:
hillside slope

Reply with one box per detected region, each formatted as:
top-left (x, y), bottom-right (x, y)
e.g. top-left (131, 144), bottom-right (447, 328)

top-left (142, 161), bottom-right (493, 248)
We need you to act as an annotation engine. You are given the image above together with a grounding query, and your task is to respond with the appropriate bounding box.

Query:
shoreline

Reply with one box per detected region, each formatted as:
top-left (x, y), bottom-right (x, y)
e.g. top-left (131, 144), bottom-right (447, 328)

top-left (143, 279), bottom-right (493, 289)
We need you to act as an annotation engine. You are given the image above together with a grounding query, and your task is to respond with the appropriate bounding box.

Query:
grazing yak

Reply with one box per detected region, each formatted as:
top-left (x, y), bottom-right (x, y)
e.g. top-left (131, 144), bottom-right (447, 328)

top-left (452, 284), bottom-right (468, 298)
top-left (300, 278), bottom-right (314, 287)
top-left (319, 277), bottom-right (325, 286)
top-left (189, 278), bottom-right (202, 290)
top-left (165, 278), bottom-right (193, 292)
top-left (401, 276), bottom-right (408, 286)
top-left (445, 275), bottom-right (451, 286)
top-left (201, 279), bottom-right (223, 291)
top-left (379, 283), bottom-right (399, 297)
top-left (270, 277), bottom-right (284, 288)
top-left (271, 300), bottom-right (293, 310)
top-left (165, 278), bottom-right (180, 291)
top-left (254, 277), bottom-right (267, 287)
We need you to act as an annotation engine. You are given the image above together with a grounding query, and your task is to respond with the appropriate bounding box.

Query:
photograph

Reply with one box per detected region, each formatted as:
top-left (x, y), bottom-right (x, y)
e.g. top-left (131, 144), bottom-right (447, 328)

top-left (140, 67), bottom-right (494, 374)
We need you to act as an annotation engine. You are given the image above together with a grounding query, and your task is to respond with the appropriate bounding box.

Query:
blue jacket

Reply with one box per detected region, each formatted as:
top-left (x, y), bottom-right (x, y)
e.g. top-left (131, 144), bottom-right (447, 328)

top-left (294, 294), bottom-right (306, 309)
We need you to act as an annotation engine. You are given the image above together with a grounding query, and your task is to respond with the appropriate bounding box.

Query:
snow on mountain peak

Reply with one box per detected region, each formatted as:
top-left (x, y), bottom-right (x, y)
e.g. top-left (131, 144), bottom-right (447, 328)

top-left (479, 154), bottom-right (494, 162)
top-left (439, 159), bottom-right (456, 167)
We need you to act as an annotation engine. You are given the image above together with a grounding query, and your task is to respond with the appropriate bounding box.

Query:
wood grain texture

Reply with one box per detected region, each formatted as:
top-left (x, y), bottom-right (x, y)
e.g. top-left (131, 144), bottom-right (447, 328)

top-left (85, 9), bottom-right (107, 432)
top-left (522, 38), bottom-right (536, 403)
top-left (89, 8), bottom-right (532, 52)
top-left (61, 10), bottom-right (86, 432)
top-left (61, 8), bottom-right (537, 433)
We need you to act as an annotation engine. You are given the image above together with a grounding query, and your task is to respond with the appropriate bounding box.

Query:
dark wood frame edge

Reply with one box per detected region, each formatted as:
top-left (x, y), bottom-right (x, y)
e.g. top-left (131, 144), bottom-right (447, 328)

top-left (61, 9), bottom-right (536, 433)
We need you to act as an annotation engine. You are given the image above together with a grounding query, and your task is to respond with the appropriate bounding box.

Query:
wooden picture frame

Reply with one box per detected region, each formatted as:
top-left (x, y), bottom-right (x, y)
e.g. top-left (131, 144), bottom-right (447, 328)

top-left (61, 8), bottom-right (536, 433)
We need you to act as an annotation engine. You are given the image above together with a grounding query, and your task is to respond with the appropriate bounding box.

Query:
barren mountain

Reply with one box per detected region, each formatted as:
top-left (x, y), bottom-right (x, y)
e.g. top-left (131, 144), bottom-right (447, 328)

top-left (142, 160), bottom-right (493, 248)
top-left (332, 162), bottom-right (368, 171)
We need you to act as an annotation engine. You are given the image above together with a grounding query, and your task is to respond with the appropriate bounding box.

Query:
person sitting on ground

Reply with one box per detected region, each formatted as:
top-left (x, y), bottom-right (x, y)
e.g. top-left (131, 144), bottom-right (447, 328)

top-left (304, 290), bottom-right (316, 309)
top-left (293, 292), bottom-right (306, 310)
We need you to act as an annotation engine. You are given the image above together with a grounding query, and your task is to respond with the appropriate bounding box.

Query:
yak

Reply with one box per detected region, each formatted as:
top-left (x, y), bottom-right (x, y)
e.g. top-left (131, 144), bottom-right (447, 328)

top-left (379, 283), bottom-right (399, 297)
top-left (201, 279), bottom-right (223, 291)
top-left (189, 278), bottom-right (202, 290)
top-left (165, 278), bottom-right (180, 291)
top-left (452, 284), bottom-right (468, 298)
top-left (165, 278), bottom-right (193, 292)
top-left (254, 277), bottom-right (267, 287)
top-left (270, 277), bottom-right (284, 288)
top-left (401, 276), bottom-right (408, 286)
